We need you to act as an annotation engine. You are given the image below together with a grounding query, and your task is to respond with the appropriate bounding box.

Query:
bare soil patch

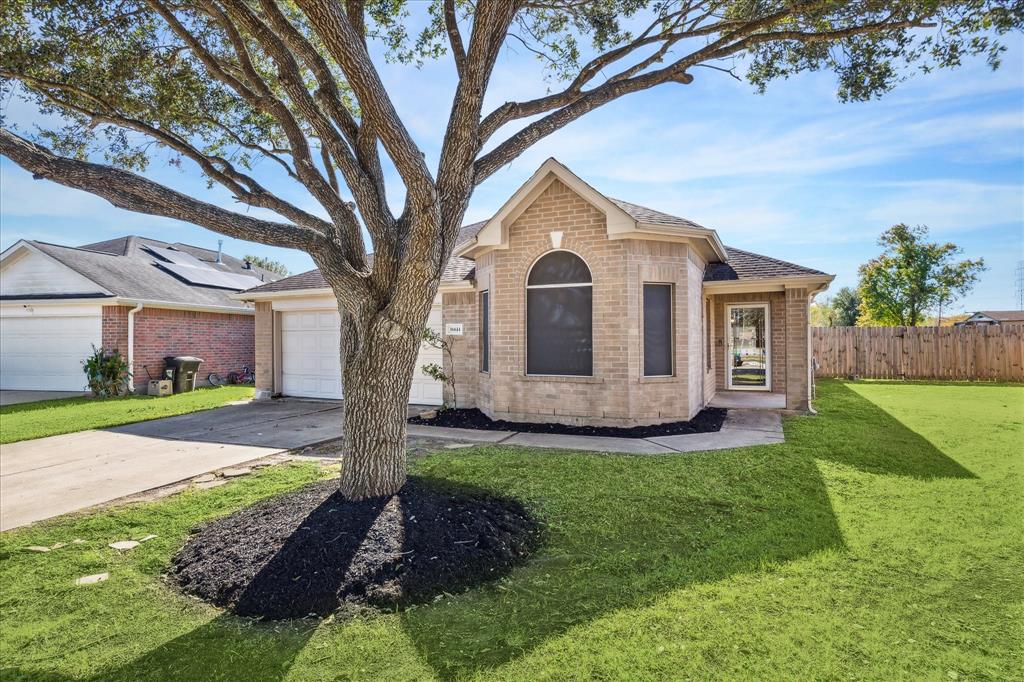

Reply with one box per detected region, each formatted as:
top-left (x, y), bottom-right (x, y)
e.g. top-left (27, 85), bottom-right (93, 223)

top-left (409, 407), bottom-right (727, 438)
top-left (169, 477), bottom-right (541, 620)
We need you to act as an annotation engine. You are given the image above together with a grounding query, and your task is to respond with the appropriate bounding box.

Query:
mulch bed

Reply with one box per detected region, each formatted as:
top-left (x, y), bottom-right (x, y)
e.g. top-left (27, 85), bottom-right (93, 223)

top-left (168, 477), bottom-right (541, 620)
top-left (408, 406), bottom-right (727, 438)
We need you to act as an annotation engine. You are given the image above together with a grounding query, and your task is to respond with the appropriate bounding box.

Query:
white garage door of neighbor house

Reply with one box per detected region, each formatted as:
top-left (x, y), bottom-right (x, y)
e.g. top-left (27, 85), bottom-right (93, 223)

top-left (280, 305), bottom-right (444, 405)
top-left (0, 309), bottom-right (102, 391)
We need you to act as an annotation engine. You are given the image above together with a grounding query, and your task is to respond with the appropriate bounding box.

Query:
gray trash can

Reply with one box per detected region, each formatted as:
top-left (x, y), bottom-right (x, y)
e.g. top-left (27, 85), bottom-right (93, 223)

top-left (164, 356), bottom-right (203, 393)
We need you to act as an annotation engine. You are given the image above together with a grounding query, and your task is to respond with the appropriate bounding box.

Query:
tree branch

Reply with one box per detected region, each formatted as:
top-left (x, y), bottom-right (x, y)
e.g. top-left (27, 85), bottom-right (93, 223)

top-left (476, 6), bottom-right (934, 181)
top-left (0, 128), bottom-right (326, 252)
top-left (444, 0), bottom-right (468, 78)
top-left (294, 0), bottom-right (434, 204)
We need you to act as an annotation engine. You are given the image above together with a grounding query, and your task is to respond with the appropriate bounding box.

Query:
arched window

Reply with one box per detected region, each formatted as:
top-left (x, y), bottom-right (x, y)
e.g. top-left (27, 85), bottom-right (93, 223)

top-left (526, 250), bottom-right (593, 376)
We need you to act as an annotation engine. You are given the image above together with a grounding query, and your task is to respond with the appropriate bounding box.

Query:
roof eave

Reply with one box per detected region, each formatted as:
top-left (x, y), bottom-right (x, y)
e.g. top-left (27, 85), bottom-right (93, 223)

top-left (703, 274), bottom-right (835, 294)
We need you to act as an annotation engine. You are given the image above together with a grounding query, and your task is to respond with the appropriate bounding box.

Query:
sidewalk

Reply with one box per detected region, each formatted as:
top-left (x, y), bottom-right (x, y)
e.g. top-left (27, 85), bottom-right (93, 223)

top-left (406, 409), bottom-right (784, 455)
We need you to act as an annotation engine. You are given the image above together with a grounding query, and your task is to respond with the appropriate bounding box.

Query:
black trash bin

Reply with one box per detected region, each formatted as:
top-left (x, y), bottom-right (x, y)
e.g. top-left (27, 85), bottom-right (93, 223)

top-left (164, 356), bottom-right (203, 393)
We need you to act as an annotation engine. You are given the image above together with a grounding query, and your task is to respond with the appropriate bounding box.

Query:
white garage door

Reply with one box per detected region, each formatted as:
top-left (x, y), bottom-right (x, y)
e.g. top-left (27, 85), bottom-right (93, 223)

top-left (281, 310), bottom-right (343, 400)
top-left (280, 304), bottom-right (444, 405)
top-left (0, 309), bottom-right (101, 390)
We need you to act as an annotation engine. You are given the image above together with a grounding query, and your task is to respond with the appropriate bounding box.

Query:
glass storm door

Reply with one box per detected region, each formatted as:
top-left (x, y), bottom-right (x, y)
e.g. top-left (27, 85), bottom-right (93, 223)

top-left (726, 304), bottom-right (770, 391)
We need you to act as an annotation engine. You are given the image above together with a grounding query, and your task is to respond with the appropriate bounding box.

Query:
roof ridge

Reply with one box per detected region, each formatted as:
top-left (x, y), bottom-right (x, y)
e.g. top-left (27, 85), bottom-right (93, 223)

top-left (30, 240), bottom-right (122, 256)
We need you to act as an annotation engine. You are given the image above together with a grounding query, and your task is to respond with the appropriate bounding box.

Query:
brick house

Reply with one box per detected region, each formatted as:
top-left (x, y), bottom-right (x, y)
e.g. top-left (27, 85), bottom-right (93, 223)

top-left (238, 159), bottom-right (834, 421)
top-left (0, 236), bottom-right (281, 391)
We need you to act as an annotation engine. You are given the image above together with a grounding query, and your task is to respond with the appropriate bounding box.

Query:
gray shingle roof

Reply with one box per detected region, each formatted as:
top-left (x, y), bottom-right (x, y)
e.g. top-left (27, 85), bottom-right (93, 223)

top-left (79, 236), bottom-right (281, 282)
top-left (704, 247), bottom-right (828, 282)
top-left (13, 237), bottom-right (281, 309)
top-left (608, 198), bottom-right (710, 231)
top-left (975, 310), bottom-right (1024, 322)
top-left (243, 256), bottom-right (478, 295)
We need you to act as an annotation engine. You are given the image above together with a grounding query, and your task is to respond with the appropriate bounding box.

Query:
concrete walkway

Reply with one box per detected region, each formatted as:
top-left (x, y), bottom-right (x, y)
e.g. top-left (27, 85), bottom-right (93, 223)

top-left (416, 409), bottom-right (784, 455)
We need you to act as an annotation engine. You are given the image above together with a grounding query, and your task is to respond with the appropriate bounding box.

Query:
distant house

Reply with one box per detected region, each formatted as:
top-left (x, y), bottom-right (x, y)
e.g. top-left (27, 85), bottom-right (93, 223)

top-left (954, 311), bottom-right (1024, 328)
top-left (0, 236), bottom-right (282, 392)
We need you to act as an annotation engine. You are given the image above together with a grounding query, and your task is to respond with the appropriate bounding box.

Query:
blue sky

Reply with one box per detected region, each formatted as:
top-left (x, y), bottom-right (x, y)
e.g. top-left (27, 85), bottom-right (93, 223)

top-left (2, 26), bottom-right (1022, 314)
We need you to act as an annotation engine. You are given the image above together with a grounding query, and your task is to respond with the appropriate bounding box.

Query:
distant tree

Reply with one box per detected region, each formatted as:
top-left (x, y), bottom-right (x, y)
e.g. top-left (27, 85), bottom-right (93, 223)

top-left (832, 287), bottom-right (861, 327)
top-left (243, 254), bottom-right (289, 276)
top-left (857, 225), bottom-right (985, 327)
top-left (810, 297), bottom-right (837, 327)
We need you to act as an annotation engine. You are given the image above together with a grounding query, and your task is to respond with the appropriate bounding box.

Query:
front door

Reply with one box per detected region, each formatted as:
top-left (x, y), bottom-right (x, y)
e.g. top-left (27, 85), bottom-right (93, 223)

top-left (726, 304), bottom-right (770, 391)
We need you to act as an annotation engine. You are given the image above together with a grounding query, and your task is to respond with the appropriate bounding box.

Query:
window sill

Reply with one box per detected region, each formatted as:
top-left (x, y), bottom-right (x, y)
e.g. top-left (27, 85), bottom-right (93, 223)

top-left (639, 375), bottom-right (678, 383)
top-left (516, 375), bottom-right (605, 384)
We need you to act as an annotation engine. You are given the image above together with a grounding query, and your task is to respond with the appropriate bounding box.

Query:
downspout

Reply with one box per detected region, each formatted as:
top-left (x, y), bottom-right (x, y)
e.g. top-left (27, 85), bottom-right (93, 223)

top-left (126, 303), bottom-right (144, 393)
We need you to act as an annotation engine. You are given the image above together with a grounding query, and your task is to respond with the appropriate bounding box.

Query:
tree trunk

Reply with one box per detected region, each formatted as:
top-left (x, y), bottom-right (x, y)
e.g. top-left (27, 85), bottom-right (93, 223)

top-left (337, 314), bottom-right (423, 500)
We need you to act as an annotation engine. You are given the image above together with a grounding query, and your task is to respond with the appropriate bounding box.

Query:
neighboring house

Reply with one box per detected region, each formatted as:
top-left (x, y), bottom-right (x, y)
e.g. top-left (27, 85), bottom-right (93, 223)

top-left (954, 310), bottom-right (1024, 328)
top-left (0, 236), bottom-right (281, 391)
top-left (237, 159), bottom-right (834, 420)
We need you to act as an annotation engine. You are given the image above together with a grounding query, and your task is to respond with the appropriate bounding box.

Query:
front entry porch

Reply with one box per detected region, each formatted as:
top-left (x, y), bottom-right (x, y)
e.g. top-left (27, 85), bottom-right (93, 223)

top-left (709, 391), bottom-right (786, 410)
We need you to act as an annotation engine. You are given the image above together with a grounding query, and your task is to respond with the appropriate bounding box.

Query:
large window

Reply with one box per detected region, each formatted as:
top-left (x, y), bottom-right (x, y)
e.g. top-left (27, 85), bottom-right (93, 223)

top-left (479, 290), bottom-right (490, 373)
top-left (526, 250), bottom-right (593, 376)
top-left (643, 283), bottom-right (673, 376)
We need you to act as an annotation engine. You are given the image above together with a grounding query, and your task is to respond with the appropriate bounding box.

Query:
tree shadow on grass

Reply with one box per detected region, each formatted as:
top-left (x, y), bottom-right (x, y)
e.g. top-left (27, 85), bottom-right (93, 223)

top-left (793, 381), bottom-right (977, 479)
top-left (400, 448), bottom-right (846, 679)
top-left (1, 615), bottom-right (317, 682)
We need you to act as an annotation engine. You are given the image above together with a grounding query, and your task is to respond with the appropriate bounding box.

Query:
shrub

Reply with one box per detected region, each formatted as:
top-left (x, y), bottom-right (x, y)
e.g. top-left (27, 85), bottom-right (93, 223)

top-left (82, 345), bottom-right (131, 397)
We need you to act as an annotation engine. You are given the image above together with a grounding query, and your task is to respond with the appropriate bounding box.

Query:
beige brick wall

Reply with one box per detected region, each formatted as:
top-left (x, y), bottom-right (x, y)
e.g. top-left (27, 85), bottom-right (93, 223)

top-left (254, 301), bottom-right (274, 395)
top-left (471, 178), bottom-right (704, 426)
top-left (441, 291), bottom-right (479, 408)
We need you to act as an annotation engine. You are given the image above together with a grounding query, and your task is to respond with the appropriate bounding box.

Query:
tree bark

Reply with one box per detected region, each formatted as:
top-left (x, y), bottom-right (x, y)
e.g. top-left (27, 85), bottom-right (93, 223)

top-left (337, 314), bottom-right (422, 499)
top-left (323, 225), bottom-right (442, 500)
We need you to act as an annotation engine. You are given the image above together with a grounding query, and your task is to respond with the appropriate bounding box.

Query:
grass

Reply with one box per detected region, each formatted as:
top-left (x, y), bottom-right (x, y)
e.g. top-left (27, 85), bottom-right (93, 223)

top-left (0, 379), bottom-right (1021, 680)
top-left (0, 386), bottom-right (254, 444)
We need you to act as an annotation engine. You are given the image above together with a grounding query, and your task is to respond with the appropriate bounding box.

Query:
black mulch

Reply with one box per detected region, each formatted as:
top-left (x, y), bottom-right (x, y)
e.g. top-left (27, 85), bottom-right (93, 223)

top-left (408, 406), bottom-right (727, 438)
top-left (168, 477), bottom-right (541, 620)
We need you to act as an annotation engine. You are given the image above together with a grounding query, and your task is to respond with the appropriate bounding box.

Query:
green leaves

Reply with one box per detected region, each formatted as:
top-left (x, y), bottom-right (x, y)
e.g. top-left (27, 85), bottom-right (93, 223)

top-left (857, 224), bottom-right (986, 326)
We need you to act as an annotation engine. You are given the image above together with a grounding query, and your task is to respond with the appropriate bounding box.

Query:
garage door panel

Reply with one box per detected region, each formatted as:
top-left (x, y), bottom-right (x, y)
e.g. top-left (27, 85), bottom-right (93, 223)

top-left (280, 305), bottom-right (443, 405)
top-left (0, 311), bottom-right (101, 391)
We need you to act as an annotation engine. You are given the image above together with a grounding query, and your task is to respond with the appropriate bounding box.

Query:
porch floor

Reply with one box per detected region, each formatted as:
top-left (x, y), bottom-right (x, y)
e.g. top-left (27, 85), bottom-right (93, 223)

top-left (709, 391), bottom-right (785, 410)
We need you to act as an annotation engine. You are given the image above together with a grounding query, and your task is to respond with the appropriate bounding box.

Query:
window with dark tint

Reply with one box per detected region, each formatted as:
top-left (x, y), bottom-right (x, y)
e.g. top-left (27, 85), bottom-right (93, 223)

top-left (526, 251), bottom-right (593, 376)
top-left (643, 283), bottom-right (673, 376)
top-left (479, 290), bottom-right (490, 373)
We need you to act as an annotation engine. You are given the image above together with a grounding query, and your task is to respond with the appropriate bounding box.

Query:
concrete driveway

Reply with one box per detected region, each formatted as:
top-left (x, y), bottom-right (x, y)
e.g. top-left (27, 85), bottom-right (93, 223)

top-left (0, 390), bottom-right (87, 406)
top-left (0, 400), bottom-right (344, 531)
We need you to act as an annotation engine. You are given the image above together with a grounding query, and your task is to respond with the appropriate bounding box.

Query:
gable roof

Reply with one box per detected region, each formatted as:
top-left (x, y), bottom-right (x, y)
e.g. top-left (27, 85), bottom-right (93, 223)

top-left (237, 160), bottom-right (834, 299)
top-left (455, 158), bottom-right (727, 263)
top-left (1, 236), bottom-right (281, 310)
top-left (703, 247), bottom-right (829, 282)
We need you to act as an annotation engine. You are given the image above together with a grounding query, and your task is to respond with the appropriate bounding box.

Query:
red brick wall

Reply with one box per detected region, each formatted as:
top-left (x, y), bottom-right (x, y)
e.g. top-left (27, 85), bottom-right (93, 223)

top-left (101, 305), bottom-right (255, 387)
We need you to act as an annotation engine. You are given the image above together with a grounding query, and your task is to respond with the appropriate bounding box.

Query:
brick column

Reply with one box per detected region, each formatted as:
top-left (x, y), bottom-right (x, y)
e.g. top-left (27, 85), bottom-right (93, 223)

top-left (254, 302), bottom-right (274, 399)
top-left (441, 292), bottom-right (479, 408)
top-left (785, 287), bottom-right (811, 412)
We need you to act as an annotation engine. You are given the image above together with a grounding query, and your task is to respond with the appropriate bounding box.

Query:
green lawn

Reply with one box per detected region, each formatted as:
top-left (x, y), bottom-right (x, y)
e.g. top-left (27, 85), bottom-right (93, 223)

top-left (0, 386), bottom-right (254, 444)
top-left (1, 380), bottom-right (1021, 680)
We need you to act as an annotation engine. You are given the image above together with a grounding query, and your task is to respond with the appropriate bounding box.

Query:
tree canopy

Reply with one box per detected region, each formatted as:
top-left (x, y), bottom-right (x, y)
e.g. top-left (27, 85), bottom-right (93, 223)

top-left (857, 224), bottom-right (986, 327)
top-left (1, 0), bottom-right (1018, 498)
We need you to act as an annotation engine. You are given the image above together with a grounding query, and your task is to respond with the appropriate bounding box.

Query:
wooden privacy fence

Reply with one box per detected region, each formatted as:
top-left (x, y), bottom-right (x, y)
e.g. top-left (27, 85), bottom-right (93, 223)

top-left (812, 325), bottom-right (1024, 381)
